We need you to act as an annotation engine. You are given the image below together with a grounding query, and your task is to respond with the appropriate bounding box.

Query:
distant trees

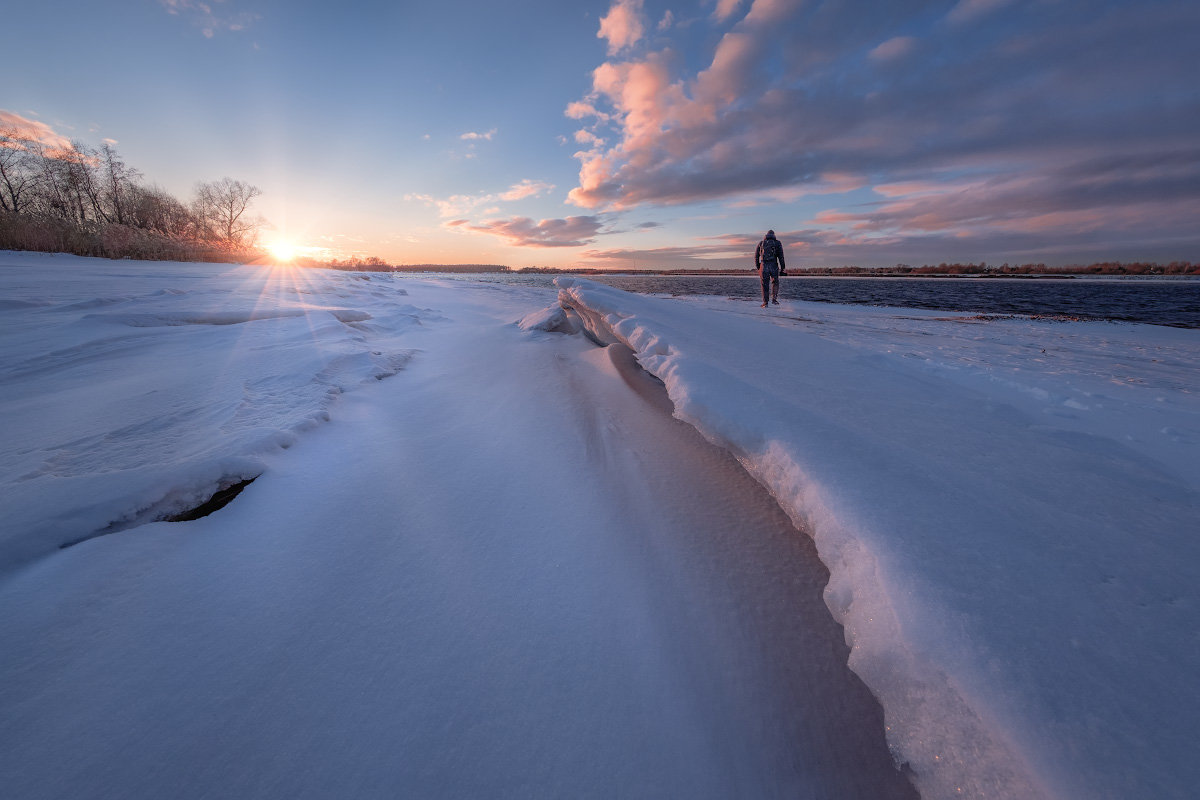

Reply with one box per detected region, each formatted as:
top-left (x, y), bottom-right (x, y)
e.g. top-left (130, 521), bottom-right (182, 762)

top-left (793, 261), bottom-right (1199, 276)
top-left (0, 126), bottom-right (266, 261)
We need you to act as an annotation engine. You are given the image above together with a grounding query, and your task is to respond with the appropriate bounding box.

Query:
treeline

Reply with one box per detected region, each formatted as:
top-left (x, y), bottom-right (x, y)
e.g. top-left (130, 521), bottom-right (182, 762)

top-left (0, 127), bottom-right (265, 262)
top-left (810, 261), bottom-right (1199, 276)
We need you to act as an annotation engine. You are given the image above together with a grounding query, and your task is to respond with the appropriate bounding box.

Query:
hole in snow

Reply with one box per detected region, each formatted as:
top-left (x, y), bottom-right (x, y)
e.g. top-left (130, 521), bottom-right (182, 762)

top-left (60, 475), bottom-right (261, 549)
top-left (161, 476), bottom-right (258, 522)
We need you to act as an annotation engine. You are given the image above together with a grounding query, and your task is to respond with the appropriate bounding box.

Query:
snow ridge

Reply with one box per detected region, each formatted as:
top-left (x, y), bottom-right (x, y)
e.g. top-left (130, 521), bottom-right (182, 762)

top-left (555, 277), bottom-right (1200, 800)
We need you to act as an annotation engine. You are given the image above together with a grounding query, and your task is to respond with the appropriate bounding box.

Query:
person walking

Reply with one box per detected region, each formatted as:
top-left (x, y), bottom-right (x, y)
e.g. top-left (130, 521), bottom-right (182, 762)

top-left (755, 229), bottom-right (785, 307)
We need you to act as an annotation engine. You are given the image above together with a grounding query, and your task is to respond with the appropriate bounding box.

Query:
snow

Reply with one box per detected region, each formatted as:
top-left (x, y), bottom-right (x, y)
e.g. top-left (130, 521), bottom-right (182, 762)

top-left (556, 277), bottom-right (1200, 800)
top-left (0, 254), bottom-right (421, 564)
top-left (1, 252), bottom-right (1197, 798)
top-left (0, 252), bottom-right (913, 799)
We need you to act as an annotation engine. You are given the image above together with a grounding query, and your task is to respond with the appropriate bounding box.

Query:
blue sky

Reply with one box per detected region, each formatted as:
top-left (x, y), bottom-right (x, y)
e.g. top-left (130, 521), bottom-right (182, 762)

top-left (4, 0), bottom-right (1198, 267)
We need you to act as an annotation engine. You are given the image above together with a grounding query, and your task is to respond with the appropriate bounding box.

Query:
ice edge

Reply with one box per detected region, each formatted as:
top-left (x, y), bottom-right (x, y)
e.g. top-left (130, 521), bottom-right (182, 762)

top-left (556, 277), bottom-right (1049, 800)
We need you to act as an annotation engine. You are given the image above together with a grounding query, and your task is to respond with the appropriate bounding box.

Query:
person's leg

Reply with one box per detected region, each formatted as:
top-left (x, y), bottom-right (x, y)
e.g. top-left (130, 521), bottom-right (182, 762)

top-left (770, 271), bottom-right (779, 303)
top-left (760, 268), bottom-right (770, 306)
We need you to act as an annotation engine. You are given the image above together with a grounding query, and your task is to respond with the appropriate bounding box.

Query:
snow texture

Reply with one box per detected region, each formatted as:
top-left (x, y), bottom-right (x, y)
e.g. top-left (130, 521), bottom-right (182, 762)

top-left (0, 253), bottom-right (419, 566)
top-left (556, 277), bottom-right (1200, 800)
top-left (1, 251), bottom-right (1196, 799)
top-left (1, 253), bottom-right (914, 799)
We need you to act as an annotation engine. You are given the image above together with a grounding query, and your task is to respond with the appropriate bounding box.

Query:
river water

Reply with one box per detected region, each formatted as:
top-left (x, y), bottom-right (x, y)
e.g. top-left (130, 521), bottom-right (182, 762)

top-left (457, 273), bottom-right (1200, 328)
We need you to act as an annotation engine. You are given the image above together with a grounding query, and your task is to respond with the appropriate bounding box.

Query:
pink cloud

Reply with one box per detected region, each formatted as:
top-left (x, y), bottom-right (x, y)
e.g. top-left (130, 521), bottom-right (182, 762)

top-left (406, 179), bottom-right (554, 217)
top-left (946, 0), bottom-right (1016, 25)
top-left (499, 179), bottom-right (554, 201)
top-left (869, 36), bottom-right (917, 61)
top-left (448, 216), bottom-right (605, 248)
top-left (0, 110), bottom-right (73, 156)
top-left (559, 0), bottom-right (1200, 270)
top-left (598, 0), bottom-right (646, 55)
top-left (713, 0), bottom-right (744, 23)
top-left (742, 0), bottom-right (805, 27)
top-left (565, 100), bottom-right (609, 122)
top-left (460, 129), bottom-right (496, 141)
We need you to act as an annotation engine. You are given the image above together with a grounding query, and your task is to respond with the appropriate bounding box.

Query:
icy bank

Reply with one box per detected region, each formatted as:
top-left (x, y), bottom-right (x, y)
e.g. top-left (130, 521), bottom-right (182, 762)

top-left (556, 277), bottom-right (1200, 800)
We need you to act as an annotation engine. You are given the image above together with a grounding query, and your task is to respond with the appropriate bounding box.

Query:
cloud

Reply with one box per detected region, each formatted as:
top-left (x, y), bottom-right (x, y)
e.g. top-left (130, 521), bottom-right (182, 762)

top-left (582, 229), bottom-right (779, 267)
top-left (566, 101), bottom-right (605, 121)
top-left (499, 179), bottom-right (555, 201)
top-left (598, 0), bottom-right (646, 55)
top-left (406, 179), bottom-right (555, 217)
top-left (786, 148), bottom-right (1200, 264)
top-left (448, 216), bottom-right (605, 248)
top-left (574, 129), bottom-right (606, 148)
top-left (583, 243), bottom-right (741, 266)
top-left (658, 10), bottom-right (675, 30)
top-left (868, 35), bottom-right (916, 61)
top-left (946, 0), bottom-right (1017, 26)
top-left (561, 0), bottom-right (1200, 266)
top-left (713, 0), bottom-right (744, 23)
top-left (460, 129), bottom-right (497, 141)
top-left (0, 110), bottom-right (73, 155)
top-left (158, 0), bottom-right (258, 38)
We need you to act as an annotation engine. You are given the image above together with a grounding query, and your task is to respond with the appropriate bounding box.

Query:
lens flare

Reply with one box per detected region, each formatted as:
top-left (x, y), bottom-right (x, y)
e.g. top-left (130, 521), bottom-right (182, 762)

top-left (266, 241), bottom-right (298, 262)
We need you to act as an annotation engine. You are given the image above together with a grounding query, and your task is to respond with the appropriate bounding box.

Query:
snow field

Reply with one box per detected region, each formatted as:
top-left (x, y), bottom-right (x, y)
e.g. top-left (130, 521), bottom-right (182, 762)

top-left (0, 254), bottom-right (422, 568)
top-left (2, 253), bottom-right (1196, 799)
top-left (0, 254), bottom-right (917, 798)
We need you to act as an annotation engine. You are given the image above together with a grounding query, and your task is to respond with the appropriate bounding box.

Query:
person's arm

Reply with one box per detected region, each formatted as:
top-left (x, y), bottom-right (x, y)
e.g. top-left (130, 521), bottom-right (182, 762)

top-left (778, 242), bottom-right (785, 271)
top-left (755, 241), bottom-right (762, 269)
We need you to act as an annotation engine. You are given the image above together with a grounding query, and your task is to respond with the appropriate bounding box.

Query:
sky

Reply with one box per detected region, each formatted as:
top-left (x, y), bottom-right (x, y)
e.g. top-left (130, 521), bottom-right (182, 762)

top-left (4, 0), bottom-right (1198, 268)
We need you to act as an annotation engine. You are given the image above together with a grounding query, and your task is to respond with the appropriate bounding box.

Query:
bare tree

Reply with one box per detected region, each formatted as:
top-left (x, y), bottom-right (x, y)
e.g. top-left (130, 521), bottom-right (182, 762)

top-left (0, 127), bottom-right (39, 215)
top-left (127, 184), bottom-right (195, 237)
top-left (26, 140), bottom-right (101, 224)
top-left (61, 141), bottom-right (103, 224)
top-left (193, 177), bottom-right (262, 245)
top-left (99, 142), bottom-right (141, 225)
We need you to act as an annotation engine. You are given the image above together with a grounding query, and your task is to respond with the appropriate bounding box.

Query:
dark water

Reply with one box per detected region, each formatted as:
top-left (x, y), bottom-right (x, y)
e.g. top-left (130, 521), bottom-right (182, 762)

top-left (467, 274), bottom-right (1200, 329)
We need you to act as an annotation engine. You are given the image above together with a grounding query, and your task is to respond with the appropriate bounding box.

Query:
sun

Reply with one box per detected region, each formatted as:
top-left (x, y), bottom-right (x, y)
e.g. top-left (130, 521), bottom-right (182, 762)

top-left (266, 240), bottom-right (298, 262)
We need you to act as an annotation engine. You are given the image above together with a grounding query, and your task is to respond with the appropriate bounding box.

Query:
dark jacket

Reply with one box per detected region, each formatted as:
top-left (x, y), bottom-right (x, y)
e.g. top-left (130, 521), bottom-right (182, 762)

top-left (755, 233), bottom-right (785, 270)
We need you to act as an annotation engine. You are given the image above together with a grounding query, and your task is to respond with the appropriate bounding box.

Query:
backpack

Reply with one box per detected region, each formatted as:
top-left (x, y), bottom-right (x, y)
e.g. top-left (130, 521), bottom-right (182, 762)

top-left (760, 237), bottom-right (780, 264)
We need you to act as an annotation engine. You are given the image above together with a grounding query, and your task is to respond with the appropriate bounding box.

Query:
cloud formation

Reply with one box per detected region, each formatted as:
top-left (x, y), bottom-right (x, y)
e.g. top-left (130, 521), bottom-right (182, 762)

top-left (868, 35), bottom-right (916, 61)
top-left (946, 0), bottom-right (1016, 26)
top-left (406, 179), bottom-right (554, 218)
top-left (597, 0), bottom-right (646, 55)
top-left (713, 0), bottom-right (744, 23)
top-left (564, 0), bottom-right (1200, 261)
top-left (460, 129), bottom-right (497, 141)
top-left (448, 216), bottom-right (605, 248)
top-left (158, 0), bottom-right (258, 38)
top-left (0, 110), bottom-right (72, 154)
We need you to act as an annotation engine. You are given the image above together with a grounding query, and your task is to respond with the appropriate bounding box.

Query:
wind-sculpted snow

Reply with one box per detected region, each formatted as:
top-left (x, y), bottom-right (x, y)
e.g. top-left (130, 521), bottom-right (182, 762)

top-left (0, 257), bottom-right (918, 799)
top-left (556, 277), bottom-right (1200, 800)
top-left (0, 253), bottom-right (421, 569)
top-left (3, 256), bottom-right (1196, 798)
